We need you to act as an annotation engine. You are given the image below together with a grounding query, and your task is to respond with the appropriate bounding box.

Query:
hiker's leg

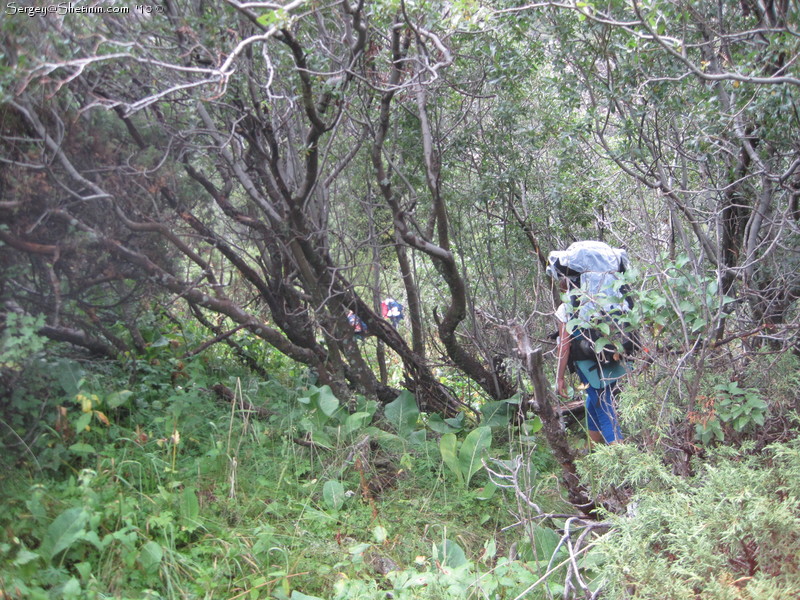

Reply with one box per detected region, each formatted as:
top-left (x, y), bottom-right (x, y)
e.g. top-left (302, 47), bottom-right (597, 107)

top-left (578, 371), bottom-right (605, 444)
top-left (595, 385), bottom-right (623, 443)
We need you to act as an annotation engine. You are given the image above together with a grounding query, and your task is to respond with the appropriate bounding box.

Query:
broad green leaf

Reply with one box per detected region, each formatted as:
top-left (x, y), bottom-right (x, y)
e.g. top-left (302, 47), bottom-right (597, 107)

top-left (475, 480), bottom-right (497, 500)
top-left (62, 577), bottom-right (81, 600)
top-left (342, 411), bottom-right (372, 436)
top-left (594, 337), bottom-right (611, 352)
top-left (439, 433), bottom-right (462, 483)
top-left (407, 429), bottom-right (427, 448)
top-left (373, 525), bottom-right (388, 543)
top-left (138, 541), bottom-right (162, 574)
top-left (41, 507), bottom-right (88, 562)
top-left (106, 390), bottom-right (133, 409)
top-left (482, 538), bottom-right (497, 562)
top-left (68, 443), bottom-right (96, 455)
top-left (384, 390), bottom-right (419, 438)
top-left (436, 539), bottom-right (468, 568)
top-left (53, 360), bottom-right (84, 396)
top-left (524, 417), bottom-right (543, 435)
top-left (12, 548), bottom-right (40, 566)
top-left (458, 426), bottom-right (492, 486)
top-left (531, 525), bottom-right (561, 561)
top-left (427, 413), bottom-right (461, 434)
top-left (480, 401), bottom-right (513, 428)
top-left (309, 429), bottom-right (333, 449)
top-left (180, 487), bottom-right (200, 526)
top-left (74, 412), bottom-right (92, 432)
top-left (314, 385), bottom-right (339, 417)
top-left (444, 413), bottom-right (465, 428)
top-left (322, 479), bottom-right (345, 511)
top-left (151, 336), bottom-right (170, 348)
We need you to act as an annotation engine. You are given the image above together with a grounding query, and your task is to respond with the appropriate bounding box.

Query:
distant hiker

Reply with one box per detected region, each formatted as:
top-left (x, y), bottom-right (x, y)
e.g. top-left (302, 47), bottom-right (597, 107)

top-left (548, 241), bottom-right (637, 445)
top-left (381, 297), bottom-right (404, 329)
top-left (347, 310), bottom-right (367, 341)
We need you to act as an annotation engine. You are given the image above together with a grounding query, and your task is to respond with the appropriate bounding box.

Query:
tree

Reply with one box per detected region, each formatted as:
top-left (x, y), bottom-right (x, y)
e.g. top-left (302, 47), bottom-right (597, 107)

top-left (514, 0), bottom-right (799, 351)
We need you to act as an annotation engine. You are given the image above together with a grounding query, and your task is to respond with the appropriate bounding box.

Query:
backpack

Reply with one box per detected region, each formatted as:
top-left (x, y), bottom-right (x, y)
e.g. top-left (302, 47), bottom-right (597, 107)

top-left (348, 312), bottom-right (367, 334)
top-left (547, 241), bottom-right (638, 363)
top-left (388, 300), bottom-right (403, 319)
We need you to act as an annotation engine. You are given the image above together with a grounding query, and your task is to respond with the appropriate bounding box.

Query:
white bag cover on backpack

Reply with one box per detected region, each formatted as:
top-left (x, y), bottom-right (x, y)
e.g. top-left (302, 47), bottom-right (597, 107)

top-left (546, 241), bottom-right (629, 320)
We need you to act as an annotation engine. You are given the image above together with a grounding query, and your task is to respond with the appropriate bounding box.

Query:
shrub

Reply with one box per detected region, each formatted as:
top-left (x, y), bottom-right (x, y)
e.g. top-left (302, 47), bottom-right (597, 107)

top-left (583, 440), bottom-right (800, 599)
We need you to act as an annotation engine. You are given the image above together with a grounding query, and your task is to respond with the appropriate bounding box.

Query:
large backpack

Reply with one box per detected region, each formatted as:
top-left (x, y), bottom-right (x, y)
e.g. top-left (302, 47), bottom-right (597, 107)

top-left (388, 299), bottom-right (403, 320)
top-left (547, 241), bottom-right (638, 363)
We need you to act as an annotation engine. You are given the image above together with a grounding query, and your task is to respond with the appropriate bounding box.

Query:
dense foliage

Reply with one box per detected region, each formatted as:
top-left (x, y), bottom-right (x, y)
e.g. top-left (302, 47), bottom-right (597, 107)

top-left (2, 1), bottom-right (799, 598)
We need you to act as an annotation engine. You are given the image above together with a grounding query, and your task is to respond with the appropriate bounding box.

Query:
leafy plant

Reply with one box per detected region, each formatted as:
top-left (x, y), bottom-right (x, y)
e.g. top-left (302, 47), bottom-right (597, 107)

top-left (692, 382), bottom-right (768, 445)
top-left (0, 313), bottom-right (46, 371)
top-left (439, 426), bottom-right (492, 486)
top-left (295, 385), bottom-right (378, 448)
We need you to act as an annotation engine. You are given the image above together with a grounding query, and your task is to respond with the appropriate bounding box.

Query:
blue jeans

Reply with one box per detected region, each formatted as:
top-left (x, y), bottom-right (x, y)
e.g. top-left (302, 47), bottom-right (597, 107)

top-left (576, 366), bottom-right (623, 443)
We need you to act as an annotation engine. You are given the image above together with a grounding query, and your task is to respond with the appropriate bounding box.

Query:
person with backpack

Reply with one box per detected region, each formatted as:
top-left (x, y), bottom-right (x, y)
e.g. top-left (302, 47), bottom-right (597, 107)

top-left (347, 310), bottom-right (368, 341)
top-left (381, 297), bottom-right (404, 329)
top-left (548, 241), bottom-right (636, 445)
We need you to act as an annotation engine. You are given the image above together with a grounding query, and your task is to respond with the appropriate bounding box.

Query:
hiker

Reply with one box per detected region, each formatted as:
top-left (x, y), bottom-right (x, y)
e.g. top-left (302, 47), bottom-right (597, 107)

top-left (347, 310), bottom-right (367, 341)
top-left (381, 297), bottom-right (404, 329)
top-left (549, 241), bottom-right (635, 445)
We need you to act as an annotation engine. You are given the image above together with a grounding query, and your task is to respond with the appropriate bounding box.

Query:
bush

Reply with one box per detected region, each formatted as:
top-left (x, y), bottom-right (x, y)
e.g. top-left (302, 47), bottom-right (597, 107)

top-left (581, 439), bottom-right (800, 599)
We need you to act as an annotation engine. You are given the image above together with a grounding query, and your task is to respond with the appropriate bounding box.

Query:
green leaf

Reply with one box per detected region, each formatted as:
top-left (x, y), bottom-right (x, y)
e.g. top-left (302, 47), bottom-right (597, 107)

top-left (524, 417), bottom-right (543, 435)
top-left (384, 390), bottom-right (419, 438)
top-left (68, 443), bottom-right (96, 455)
top-left (444, 413), bottom-right (466, 429)
top-left (342, 412), bottom-right (373, 436)
top-left (106, 390), bottom-right (133, 409)
top-left (436, 539), bottom-right (468, 568)
top-left (594, 337), bottom-right (611, 352)
top-left (322, 479), bottom-right (345, 511)
top-left (373, 525), bottom-right (388, 543)
top-left (52, 360), bottom-right (84, 396)
top-left (290, 592), bottom-right (326, 600)
top-left (12, 549), bottom-right (40, 566)
top-left (481, 538), bottom-right (497, 562)
top-left (62, 577), bottom-right (81, 600)
top-left (439, 433), bottom-right (462, 483)
top-left (427, 413), bottom-right (462, 433)
top-left (40, 507), bottom-right (88, 562)
top-left (481, 401), bottom-right (513, 428)
top-left (314, 385), bottom-right (340, 417)
top-left (180, 487), bottom-right (200, 527)
top-left (458, 426), bottom-right (492, 486)
top-left (138, 541), bottom-right (162, 574)
top-left (531, 525), bottom-right (561, 561)
top-left (475, 480), bottom-right (498, 500)
top-left (74, 412), bottom-right (92, 432)
top-left (309, 429), bottom-right (333, 449)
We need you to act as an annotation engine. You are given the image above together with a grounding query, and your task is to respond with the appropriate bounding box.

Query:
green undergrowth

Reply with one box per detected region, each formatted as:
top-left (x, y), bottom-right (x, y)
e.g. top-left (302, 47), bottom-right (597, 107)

top-left (0, 341), bottom-right (577, 600)
top-left (4, 319), bottom-right (799, 599)
top-left (578, 439), bottom-right (800, 599)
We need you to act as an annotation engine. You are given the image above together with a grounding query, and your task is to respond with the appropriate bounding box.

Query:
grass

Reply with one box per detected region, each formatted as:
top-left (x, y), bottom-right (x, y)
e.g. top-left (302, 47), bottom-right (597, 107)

top-left (0, 355), bottom-right (572, 600)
